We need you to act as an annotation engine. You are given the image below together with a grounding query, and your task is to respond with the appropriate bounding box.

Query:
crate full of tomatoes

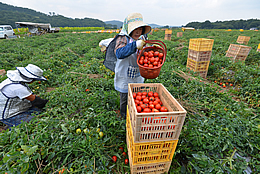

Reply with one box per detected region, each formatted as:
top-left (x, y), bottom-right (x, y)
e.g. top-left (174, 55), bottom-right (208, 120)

top-left (128, 83), bottom-right (187, 143)
top-left (137, 40), bottom-right (167, 79)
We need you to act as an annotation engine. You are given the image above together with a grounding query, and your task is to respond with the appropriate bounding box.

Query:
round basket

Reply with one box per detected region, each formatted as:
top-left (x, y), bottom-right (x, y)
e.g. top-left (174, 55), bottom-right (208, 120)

top-left (137, 40), bottom-right (167, 79)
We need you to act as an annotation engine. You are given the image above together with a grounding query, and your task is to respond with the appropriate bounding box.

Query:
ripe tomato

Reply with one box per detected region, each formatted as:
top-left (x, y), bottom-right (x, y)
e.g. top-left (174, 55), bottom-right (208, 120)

top-left (136, 106), bottom-right (142, 113)
top-left (136, 95), bottom-right (142, 101)
top-left (142, 92), bottom-right (147, 96)
top-left (124, 159), bottom-right (129, 165)
top-left (144, 59), bottom-right (148, 64)
top-left (137, 92), bottom-right (142, 96)
top-left (153, 92), bottom-right (159, 97)
top-left (148, 91), bottom-right (153, 97)
top-left (153, 61), bottom-right (158, 66)
top-left (148, 52), bottom-right (153, 58)
top-left (133, 93), bottom-right (136, 99)
top-left (149, 104), bottom-right (155, 109)
top-left (143, 108), bottom-right (151, 113)
top-left (140, 56), bottom-right (144, 60)
top-left (140, 104), bottom-right (147, 110)
top-left (160, 106), bottom-right (168, 112)
top-left (143, 52), bottom-right (148, 57)
top-left (148, 64), bottom-right (153, 68)
top-left (150, 57), bottom-right (155, 63)
top-left (154, 51), bottom-right (159, 57)
top-left (119, 147), bottom-right (124, 152)
top-left (152, 108), bottom-right (159, 112)
top-left (158, 53), bottom-right (164, 58)
top-left (153, 101), bottom-right (159, 105)
top-left (143, 98), bottom-right (149, 104)
top-left (139, 101), bottom-right (143, 105)
top-left (112, 155), bottom-right (117, 162)
top-left (144, 63), bottom-right (149, 67)
top-left (135, 100), bottom-right (140, 105)
top-left (141, 95), bottom-right (146, 100)
top-left (155, 104), bottom-right (161, 110)
top-left (139, 59), bottom-right (144, 65)
top-left (122, 152), bottom-right (127, 157)
top-left (149, 97), bottom-right (155, 101)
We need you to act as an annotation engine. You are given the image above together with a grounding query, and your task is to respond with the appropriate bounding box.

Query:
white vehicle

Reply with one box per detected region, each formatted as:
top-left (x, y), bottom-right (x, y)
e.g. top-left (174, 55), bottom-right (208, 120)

top-left (0, 25), bottom-right (15, 39)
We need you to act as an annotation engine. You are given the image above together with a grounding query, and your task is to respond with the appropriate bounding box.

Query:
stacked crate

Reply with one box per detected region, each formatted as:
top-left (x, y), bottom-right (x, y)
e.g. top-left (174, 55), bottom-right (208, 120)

top-left (164, 30), bottom-right (172, 41)
top-left (236, 36), bottom-right (250, 45)
top-left (257, 44), bottom-right (260, 52)
top-left (226, 44), bottom-right (252, 62)
top-left (127, 83), bottom-right (187, 174)
top-left (177, 32), bottom-right (183, 37)
top-left (186, 38), bottom-right (214, 78)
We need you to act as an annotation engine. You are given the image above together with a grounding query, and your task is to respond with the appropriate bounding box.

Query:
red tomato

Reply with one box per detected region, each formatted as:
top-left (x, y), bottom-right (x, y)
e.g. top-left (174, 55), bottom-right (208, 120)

top-left (153, 61), bottom-right (158, 66)
top-left (152, 108), bottom-right (159, 112)
top-left (139, 59), bottom-right (144, 65)
top-left (143, 98), bottom-right (149, 104)
top-left (141, 95), bottom-right (146, 100)
top-left (148, 52), bottom-right (153, 58)
top-left (122, 152), bottom-right (127, 157)
top-left (136, 95), bottom-right (142, 101)
top-left (148, 91), bottom-right (153, 97)
top-left (137, 92), bottom-right (142, 96)
top-left (153, 92), bottom-right (159, 97)
top-left (154, 51), bottom-right (159, 57)
top-left (133, 93), bottom-right (136, 99)
top-left (139, 101), bottom-right (143, 105)
top-left (136, 106), bottom-right (142, 113)
top-left (144, 63), bottom-right (149, 67)
top-left (150, 57), bottom-right (155, 63)
top-left (112, 156), bottom-right (117, 162)
top-left (143, 52), bottom-right (148, 57)
top-left (124, 159), bottom-right (129, 165)
top-left (140, 104), bottom-right (147, 110)
top-left (153, 101), bottom-right (159, 105)
top-left (160, 106), bottom-right (168, 112)
top-left (149, 104), bottom-right (155, 109)
top-left (148, 64), bottom-right (153, 68)
top-left (143, 108), bottom-right (151, 113)
top-left (158, 53), bottom-right (164, 58)
top-left (144, 59), bottom-right (148, 64)
top-left (135, 100), bottom-right (140, 105)
top-left (119, 147), bottom-right (124, 152)
top-left (140, 56), bottom-right (144, 60)
top-left (142, 92), bottom-right (147, 96)
top-left (155, 104), bottom-right (161, 110)
top-left (149, 97), bottom-right (155, 101)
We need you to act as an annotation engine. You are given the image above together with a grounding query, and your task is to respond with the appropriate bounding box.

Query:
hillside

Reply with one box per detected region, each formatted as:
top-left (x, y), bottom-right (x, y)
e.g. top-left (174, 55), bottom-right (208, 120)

top-left (0, 2), bottom-right (106, 28)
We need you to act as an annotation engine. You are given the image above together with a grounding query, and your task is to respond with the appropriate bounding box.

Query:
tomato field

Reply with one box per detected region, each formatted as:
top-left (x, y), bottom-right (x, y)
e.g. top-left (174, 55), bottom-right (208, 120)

top-left (0, 29), bottom-right (259, 173)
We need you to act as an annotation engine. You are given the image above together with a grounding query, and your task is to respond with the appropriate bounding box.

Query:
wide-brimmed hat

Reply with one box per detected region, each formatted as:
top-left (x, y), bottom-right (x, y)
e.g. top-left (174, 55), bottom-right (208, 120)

top-left (12, 64), bottom-right (47, 82)
top-left (126, 13), bottom-right (151, 35)
top-left (7, 70), bottom-right (33, 82)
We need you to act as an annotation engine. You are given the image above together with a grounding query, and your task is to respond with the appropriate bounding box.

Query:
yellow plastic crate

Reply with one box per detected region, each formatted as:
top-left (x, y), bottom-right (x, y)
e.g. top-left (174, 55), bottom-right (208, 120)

top-left (126, 108), bottom-right (178, 165)
top-left (189, 38), bottom-right (214, 51)
top-left (186, 58), bottom-right (210, 72)
top-left (258, 43), bottom-right (260, 49)
top-left (236, 36), bottom-right (250, 45)
top-left (127, 83), bottom-right (187, 143)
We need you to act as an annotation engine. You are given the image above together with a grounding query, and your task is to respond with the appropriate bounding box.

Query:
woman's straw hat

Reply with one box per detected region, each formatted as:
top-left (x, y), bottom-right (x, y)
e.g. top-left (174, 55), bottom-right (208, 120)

top-left (127, 13), bottom-right (151, 35)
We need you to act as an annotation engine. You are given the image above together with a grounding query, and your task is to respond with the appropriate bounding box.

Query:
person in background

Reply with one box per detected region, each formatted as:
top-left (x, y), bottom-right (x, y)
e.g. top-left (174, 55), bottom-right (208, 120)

top-left (0, 64), bottom-right (48, 130)
top-left (103, 12), bottom-right (151, 119)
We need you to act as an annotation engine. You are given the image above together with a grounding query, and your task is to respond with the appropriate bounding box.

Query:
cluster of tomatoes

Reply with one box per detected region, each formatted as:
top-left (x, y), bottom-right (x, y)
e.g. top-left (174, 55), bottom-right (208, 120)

top-left (112, 147), bottom-right (129, 165)
top-left (133, 91), bottom-right (168, 113)
top-left (138, 50), bottom-right (164, 68)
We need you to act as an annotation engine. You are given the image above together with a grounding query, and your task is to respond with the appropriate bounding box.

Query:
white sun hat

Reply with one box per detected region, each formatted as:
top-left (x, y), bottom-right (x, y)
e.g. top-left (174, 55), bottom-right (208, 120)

top-left (7, 70), bottom-right (33, 82)
top-left (16, 64), bottom-right (47, 81)
top-left (126, 12), bottom-right (151, 36)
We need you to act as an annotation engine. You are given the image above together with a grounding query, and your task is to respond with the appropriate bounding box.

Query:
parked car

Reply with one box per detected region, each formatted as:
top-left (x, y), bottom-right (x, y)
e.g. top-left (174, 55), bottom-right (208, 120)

top-left (0, 25), bottom-right (15, 39)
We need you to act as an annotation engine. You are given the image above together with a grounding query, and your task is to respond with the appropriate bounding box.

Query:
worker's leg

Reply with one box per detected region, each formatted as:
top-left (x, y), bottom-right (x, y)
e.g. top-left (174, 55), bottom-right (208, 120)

top-left (1, 107), bottom-right (41, 130)
top-left (120, 92), bottom-right (128, 119)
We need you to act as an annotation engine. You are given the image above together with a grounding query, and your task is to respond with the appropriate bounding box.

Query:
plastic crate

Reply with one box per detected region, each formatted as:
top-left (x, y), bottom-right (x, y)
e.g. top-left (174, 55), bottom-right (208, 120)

top-left (189, 38), bottom-right (214, 51)
top-left (225, 44), bottom-right (252, 62)
top-left (126, 108), bottom-right (178, 165)
top-left (186, 58), bottom-right (210, 72)
top-left (236, 36), bottom-right (250, 45)
top-left (127, 83), bottom-right (187, 143)
top-left (188, 49), bottom-right (212, 62)
top-left (258, 43), bottom-right (260, 49)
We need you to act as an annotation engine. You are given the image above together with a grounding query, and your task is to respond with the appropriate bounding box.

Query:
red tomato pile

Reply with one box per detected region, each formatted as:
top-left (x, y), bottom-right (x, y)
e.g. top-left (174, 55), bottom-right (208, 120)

top-left (132, 91), bottom-right (168, 113)
top-left (138, 50), bottom-right (164, 68)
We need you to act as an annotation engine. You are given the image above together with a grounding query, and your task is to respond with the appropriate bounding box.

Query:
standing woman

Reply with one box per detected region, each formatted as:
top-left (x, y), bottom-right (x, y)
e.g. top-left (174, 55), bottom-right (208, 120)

top-left (0, 64), bottom-right (48, 129)
top-left (104, 12), bottom-right (151, 118)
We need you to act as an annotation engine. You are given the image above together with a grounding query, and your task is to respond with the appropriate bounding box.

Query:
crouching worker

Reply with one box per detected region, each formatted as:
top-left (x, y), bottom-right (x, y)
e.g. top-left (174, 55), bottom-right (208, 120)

top-left (0, 64), bottom-right (48, 129)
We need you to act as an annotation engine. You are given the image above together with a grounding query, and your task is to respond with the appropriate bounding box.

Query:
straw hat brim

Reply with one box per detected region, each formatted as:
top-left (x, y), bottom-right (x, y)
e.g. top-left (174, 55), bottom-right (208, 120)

top-left (128, 21), bottom-right (151, 35)
top-left (16, 67), bottom-right (47, 81)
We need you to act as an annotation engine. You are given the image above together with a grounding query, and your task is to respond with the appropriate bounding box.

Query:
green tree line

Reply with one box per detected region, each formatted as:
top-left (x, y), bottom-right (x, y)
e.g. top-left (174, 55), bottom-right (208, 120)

top-left (0, 2), bottom-right (117, 28)
top-left (185, 19), bottom-right (260, 30)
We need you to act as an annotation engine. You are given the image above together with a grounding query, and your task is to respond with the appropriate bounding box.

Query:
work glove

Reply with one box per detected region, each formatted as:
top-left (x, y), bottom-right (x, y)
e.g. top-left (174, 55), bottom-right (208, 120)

top-left (136, 40), bottom-right (146, 50)
top-left (31, 96), bottom-right (49, 109)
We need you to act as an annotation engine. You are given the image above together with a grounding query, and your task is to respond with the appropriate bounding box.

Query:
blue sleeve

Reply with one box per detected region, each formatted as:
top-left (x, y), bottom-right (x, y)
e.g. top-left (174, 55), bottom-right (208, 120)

top-left (116, 41), bottom-right (137, 59)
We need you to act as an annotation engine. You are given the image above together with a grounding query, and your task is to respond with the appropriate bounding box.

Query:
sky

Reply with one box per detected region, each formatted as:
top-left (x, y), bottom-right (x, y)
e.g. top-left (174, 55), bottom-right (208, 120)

top-left (1, 0), bottom-right (260, 26)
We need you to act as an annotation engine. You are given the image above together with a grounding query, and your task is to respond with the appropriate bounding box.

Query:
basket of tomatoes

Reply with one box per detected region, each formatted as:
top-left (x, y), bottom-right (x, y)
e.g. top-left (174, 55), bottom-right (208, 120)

top-left (137, 40), bottom-right (167, 79)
